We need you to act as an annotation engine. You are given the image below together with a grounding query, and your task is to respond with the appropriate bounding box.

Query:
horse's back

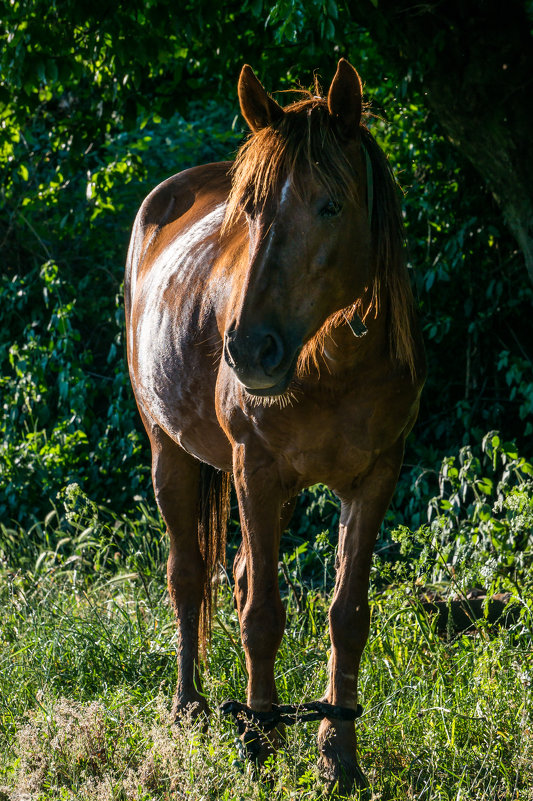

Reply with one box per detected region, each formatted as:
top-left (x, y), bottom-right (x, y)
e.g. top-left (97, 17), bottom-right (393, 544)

top-left (125, 161), bottom-right (232, 307)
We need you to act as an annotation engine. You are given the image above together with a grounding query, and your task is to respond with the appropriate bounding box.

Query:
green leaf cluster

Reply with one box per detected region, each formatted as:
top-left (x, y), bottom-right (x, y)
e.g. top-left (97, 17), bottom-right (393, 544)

top-left (384, 433), bottom-right (533, 596)
top-left (1, 1), bottom-right (531, 541)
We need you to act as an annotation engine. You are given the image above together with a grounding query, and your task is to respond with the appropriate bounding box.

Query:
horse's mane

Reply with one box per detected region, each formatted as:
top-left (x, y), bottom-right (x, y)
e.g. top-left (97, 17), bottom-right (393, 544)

top-left (222, 93), bottom-right (416, 378)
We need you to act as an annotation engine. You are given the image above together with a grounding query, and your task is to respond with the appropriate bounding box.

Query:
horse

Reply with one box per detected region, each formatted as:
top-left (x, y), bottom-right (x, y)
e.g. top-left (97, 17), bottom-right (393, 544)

top-left (125, 58), bottom-right (425, 792)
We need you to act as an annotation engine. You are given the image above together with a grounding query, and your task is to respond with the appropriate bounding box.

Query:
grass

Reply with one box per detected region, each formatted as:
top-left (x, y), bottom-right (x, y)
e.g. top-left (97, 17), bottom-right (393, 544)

top-left (1, 539), bottom-right (532, 801)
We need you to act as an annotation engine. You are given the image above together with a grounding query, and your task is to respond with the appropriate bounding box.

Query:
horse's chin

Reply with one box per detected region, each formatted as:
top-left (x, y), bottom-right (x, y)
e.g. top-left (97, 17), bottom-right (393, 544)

top-left (243, 375), bottom-right (291, 397)
top-left (241, 368), bottom-right (297, 409)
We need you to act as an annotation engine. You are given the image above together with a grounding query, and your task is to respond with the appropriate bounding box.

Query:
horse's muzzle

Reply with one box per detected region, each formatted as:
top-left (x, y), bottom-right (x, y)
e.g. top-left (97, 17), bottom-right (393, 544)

top-left (224, 325), bottom-right (297, 394)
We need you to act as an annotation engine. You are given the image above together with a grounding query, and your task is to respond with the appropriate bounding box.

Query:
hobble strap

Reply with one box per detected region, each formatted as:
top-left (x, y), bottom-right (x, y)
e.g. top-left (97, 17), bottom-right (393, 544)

top-left (220, 699), bottom-right (363, 733)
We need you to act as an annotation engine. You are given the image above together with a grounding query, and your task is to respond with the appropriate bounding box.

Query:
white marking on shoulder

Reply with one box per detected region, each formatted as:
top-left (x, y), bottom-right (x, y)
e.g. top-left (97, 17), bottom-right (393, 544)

top-left (132, 202), bottom-right (226, 433)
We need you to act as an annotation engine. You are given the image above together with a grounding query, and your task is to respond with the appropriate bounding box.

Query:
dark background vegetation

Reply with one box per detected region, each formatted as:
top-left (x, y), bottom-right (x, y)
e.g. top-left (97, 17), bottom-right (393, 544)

top-left (2, 8), bottom-right (533, 796)
top-left (1, 0), bottom-right (532, 565)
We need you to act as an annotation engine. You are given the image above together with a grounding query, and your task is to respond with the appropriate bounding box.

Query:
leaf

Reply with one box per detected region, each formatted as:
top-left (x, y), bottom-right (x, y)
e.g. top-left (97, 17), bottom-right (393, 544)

top-left (325, 18), bottom-right (335, 39)
top-left (476, 477), bottom-right (493, 496)
top-left (327, 0), bottom-right (339, 20)
top-left (36, 60), bottom-right (46, 84)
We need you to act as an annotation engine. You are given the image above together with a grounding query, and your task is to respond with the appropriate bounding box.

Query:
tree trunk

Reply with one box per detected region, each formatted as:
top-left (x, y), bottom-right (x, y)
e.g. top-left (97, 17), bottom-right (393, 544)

top-left (353, 0), bottom-right (533, 282)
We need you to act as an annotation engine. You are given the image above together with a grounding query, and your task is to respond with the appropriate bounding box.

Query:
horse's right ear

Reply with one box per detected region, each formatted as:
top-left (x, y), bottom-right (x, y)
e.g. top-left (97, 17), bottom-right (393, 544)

top-left (327, 58), bottom-right (363, 139)
top-left (238, 65), bottom-right (284, 132)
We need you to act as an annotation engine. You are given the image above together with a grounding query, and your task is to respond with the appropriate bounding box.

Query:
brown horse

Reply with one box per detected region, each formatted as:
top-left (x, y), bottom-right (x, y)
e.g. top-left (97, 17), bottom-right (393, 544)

top-left (125, 59), bottom-right (425, 792)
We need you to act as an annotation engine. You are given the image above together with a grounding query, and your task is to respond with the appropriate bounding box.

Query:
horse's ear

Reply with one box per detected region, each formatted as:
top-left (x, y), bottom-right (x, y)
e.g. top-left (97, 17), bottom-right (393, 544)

top-left (238, 65), bottom-right (284, 132)
top-left (327, 58), bottom-right (363, 139)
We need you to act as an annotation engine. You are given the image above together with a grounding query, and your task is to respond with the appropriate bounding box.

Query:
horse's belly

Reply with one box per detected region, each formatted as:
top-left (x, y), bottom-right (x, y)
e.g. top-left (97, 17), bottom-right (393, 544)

top-left (131, 295), bottom-right (232, 470)
top-left (173, 419), bottom-right (233, 471)
top-left (133, 313), bottom-right (232, 466)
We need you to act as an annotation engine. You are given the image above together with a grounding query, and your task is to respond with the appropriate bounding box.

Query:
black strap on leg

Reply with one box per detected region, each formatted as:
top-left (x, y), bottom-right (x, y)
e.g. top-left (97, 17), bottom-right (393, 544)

top-left (220, 699), bottom-right (363, 733)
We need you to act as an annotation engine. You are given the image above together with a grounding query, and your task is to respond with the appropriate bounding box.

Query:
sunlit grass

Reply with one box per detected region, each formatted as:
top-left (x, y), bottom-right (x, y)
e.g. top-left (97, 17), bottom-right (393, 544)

top-left (1, 554), bottom-right (531, 800)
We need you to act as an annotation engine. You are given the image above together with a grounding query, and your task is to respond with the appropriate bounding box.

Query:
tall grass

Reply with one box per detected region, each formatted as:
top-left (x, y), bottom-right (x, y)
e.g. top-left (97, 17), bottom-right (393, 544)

top-left (1, 537), bottom-right (531, 800)
top-left (1, 437), bottom-right (532, 799)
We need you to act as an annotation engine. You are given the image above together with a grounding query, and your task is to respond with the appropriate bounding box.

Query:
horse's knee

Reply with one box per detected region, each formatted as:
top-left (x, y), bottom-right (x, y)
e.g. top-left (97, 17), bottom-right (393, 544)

top-left (329, 595), bottom-right (370, 655)
top-left (241, 595), bottom-right (285, 660)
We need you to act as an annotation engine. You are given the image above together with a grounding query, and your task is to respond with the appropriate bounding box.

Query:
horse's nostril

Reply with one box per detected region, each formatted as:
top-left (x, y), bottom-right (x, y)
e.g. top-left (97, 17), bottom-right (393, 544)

top-left (224, 326), bottom-right (286, 385)
top-left (258, 332), bottom-right (284, 376)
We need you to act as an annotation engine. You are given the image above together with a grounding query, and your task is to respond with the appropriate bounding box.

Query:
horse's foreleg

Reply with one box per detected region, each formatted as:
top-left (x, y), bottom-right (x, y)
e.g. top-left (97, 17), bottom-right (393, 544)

top-left (233, 496), bottom-right (295, 623)
top-left (149, 427), bottom-right (208, 720)
top-left (232, 445), bottom-right (287, 761)
top-left (233, 496), bottom-right (296, 697)
top-left (319, 445), bottom-right (404, 793)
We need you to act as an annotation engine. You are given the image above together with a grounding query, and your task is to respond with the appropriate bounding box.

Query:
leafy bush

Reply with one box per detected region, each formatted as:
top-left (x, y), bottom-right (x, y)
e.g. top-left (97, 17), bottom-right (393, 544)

top-left (381, 433), bottom-right (533, 600)
top-left (1, 5), bottom-right (531, 543)
top-left (0, 107), bottom-right (242, 525)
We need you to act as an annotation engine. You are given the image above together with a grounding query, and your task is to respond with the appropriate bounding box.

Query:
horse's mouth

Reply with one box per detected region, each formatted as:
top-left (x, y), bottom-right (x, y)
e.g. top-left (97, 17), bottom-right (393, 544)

top-left (240, 349), bottom-right (300, 399)
top-left (242, 374), bottom-right (292, 398)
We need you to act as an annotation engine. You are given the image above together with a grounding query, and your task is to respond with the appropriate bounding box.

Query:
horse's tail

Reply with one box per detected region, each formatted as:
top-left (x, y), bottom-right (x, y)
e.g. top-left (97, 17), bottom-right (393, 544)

top-left (198, 463), bottom-right (231, 657)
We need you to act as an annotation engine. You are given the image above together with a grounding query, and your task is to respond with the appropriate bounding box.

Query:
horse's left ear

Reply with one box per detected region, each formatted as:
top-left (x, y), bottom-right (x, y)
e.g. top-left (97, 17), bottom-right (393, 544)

top-left (238, 65), bottom-right (284, 132)
top-left (327, 59), bottom-right (363, 139)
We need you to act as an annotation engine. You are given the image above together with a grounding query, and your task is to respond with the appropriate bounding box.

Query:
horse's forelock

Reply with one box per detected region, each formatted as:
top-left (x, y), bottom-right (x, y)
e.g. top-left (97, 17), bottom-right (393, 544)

top-left (222, 96), bottom-right (359, 232)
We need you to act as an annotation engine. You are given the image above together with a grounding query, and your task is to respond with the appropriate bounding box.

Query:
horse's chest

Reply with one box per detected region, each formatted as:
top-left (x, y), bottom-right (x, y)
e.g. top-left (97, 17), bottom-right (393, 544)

top-left (256, 382), bottom-right (415, 489)
top-left (286, 406), bottom-right (376, 481)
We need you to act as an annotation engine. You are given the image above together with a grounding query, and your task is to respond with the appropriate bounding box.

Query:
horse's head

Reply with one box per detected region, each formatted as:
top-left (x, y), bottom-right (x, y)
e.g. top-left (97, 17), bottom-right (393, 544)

top-left (223, 59), bottom-right (374, 398)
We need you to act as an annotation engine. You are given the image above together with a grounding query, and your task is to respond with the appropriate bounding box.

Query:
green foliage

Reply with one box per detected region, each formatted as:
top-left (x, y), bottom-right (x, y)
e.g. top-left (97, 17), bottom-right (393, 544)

top-left (1, 2), bottom-right (532, 540)
top-left (0, 482), bottom-right (168, 583)
top-left (429, 433), bottom-right (532, 543)
top-left (379, 433), bottom-right (533, 607)
top-left (0, 104), bottom-right (242, 524)
top-left (1, 550), bottom-right (532, 799)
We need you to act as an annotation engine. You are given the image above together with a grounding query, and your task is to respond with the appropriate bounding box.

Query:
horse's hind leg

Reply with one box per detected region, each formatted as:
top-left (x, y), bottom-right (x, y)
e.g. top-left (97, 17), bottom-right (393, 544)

top-left (149, 426), bottom-right (208, 720)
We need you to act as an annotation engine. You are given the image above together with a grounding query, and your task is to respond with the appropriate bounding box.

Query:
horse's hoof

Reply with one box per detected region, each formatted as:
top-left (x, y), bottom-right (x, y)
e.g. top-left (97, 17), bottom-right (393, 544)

top-left (240, 724), bottom-right (282, 769)
top-left (172, 696), bottom-right (210, 729)
top-left (319, 755), bottom-right (370, 797)
top-left (318, 719), bottom-right (369, 797)
top-left (241, 728), bottom-right (272, 764)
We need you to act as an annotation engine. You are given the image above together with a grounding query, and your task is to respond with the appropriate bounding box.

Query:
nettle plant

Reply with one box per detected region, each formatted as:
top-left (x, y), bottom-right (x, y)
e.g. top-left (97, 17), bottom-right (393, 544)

top-left (391, 432), bottom-right (533, 594)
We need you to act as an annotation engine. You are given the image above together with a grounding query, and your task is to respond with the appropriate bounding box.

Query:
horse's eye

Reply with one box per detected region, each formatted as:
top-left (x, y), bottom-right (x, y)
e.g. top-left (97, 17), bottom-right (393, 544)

top-left (319, 199), bottom-right (342, 218)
